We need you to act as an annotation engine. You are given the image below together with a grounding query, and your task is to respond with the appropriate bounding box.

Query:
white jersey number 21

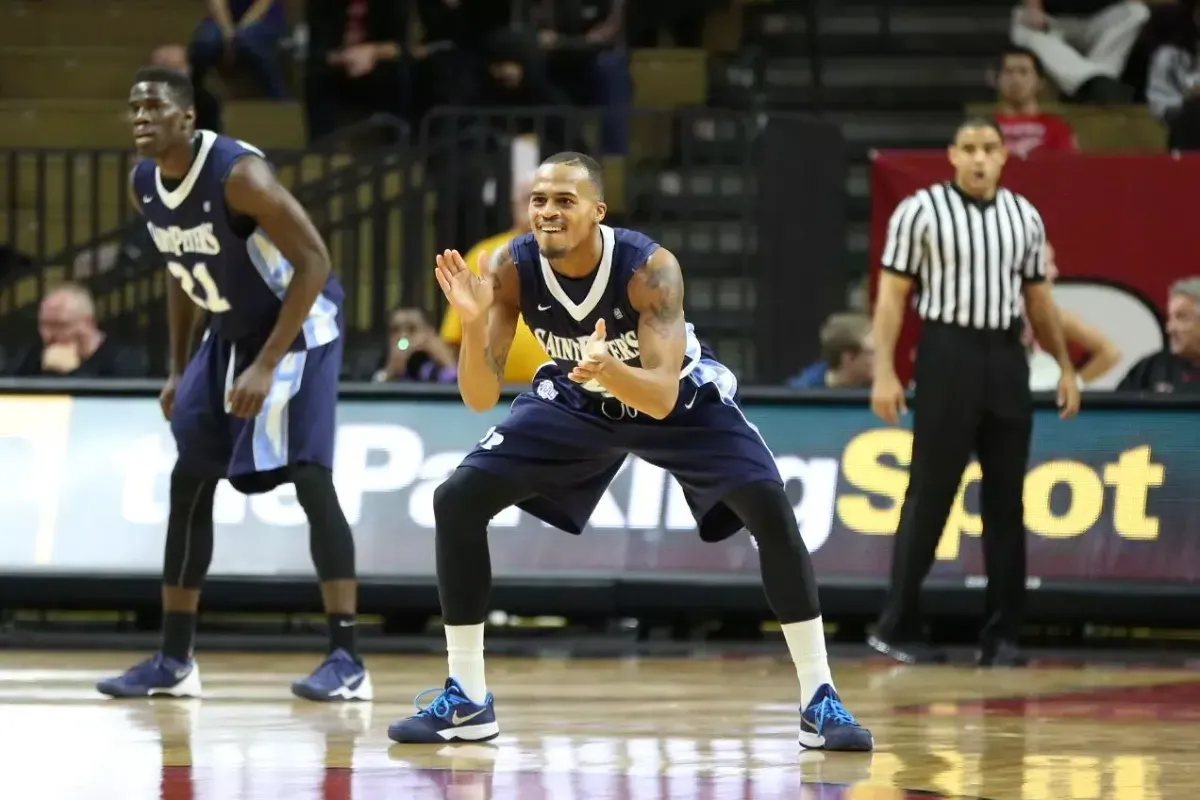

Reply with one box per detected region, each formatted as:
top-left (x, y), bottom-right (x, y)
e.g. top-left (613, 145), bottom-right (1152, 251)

top-left (167, 261), bottom-right (232, 312)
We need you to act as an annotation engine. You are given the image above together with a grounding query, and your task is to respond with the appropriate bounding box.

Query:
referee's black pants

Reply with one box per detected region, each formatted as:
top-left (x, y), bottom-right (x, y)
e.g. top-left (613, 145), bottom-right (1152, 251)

top-left (876, 322), bottom-right (1033, 646)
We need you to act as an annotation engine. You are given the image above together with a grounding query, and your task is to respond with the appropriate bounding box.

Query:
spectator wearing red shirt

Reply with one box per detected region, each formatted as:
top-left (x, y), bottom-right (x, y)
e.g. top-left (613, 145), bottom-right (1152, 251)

top-left (994, 47), bottom-right (1078, 157)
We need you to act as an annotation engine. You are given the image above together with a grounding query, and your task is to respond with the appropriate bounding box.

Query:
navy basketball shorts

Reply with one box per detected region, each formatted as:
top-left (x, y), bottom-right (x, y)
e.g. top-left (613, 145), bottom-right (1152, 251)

top-left (458, 376), bottom-right (783, 542)
top-left (170, 330), bottom-right (341, 494)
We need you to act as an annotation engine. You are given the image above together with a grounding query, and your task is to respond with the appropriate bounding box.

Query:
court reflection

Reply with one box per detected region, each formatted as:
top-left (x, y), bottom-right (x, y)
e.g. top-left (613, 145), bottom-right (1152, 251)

top-left (2, 653), bottom-right (1200, 799)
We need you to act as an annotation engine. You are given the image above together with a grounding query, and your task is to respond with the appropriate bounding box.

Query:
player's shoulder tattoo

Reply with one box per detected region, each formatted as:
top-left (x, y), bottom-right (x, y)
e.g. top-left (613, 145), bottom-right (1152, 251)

top-left (488, 244), bottom-right (516, 290)
top-left (631, 247), bottom-right (685, 327)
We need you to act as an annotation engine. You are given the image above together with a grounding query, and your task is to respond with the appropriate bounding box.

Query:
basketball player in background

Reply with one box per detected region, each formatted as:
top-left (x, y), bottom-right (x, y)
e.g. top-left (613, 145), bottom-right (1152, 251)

top-left (96, 67), bottom-right (372, 702)
top-left (387, 153), bottom-right (873, 752)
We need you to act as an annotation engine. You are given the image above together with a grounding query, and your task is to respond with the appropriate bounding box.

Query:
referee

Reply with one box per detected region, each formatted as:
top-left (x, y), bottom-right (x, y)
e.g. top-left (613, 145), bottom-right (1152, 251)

top-left (867, 117), bottom-right (1080, 668)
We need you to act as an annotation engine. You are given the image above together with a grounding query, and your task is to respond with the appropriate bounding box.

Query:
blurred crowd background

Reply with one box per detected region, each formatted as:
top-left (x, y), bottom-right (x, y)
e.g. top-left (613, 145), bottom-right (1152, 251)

top-left (0, 0), bottom-right (1196, 396)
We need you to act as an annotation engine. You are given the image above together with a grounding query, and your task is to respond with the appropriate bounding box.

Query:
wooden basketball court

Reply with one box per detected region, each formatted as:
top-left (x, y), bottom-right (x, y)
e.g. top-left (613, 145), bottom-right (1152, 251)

top-left (1, 650), bottom-right (1197, 798)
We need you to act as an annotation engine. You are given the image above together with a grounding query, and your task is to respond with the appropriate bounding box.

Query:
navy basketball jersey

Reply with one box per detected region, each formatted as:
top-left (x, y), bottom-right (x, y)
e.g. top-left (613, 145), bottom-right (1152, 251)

top-left (133, 130), bottom-right (342, 349)
top-left (511, 224), bottom-right (711, 402)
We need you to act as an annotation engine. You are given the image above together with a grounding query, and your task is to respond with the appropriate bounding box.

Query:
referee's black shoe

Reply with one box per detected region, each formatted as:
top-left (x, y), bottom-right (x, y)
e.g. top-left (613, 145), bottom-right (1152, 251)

top-left (977, 639), bottom-right (1025, 668)
top-left (867, 634), bottom-right (948, 665)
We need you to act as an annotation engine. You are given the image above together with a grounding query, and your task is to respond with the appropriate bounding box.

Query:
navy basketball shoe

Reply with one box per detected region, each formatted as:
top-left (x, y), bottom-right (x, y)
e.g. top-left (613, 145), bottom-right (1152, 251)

top-left (798, 684), bottom-right (874, 751)
top-left (96, 653), bottom-right (202, 698)
top-left (291, 649), bottom-right (374, 702)
top-left (387, 678), bottom-right (499, 743)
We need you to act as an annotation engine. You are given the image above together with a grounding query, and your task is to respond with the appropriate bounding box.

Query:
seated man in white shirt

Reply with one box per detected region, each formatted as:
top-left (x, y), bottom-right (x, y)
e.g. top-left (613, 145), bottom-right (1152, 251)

top-left (1011, 0), bottom-right (1150, 102)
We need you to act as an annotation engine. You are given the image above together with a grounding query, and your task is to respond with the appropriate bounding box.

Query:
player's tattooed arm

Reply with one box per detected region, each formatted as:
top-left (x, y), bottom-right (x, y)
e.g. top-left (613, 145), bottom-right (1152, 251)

top-left (224, 156), bottom-right (332, 370)
top-left (581, 247), bottom-right (686, 419)
top-left (482, 247), bottom-right (518, 380)
top-left (628, 248), bottom-right (687, 371)
top-left (456, 245), bottom-right (520, 412)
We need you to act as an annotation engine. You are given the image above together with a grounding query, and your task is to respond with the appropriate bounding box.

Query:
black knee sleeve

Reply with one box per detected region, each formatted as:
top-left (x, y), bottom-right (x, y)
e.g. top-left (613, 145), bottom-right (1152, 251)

top-left (163, 467), bottom-right (218, 589)
top-left (721, 481), bottom-right (822, 623)
top-left (293, 463), bottom-right (357, 582)
top-left (434, 467), bottom-right (528, 625)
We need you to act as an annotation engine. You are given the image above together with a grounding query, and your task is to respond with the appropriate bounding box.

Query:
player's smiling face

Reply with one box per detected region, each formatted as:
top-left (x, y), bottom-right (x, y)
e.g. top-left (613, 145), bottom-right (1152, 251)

top-left (128, 82), bottom-right (192, 158)
top-left (529, 163), bottom-right (606, 260)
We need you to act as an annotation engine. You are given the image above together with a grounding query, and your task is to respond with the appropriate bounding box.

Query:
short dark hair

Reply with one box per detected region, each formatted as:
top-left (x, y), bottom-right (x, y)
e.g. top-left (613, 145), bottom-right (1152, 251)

top-left (131, 66), bottom-right (194, 109)
top-left (999, 46), bottom-right (1044, 77)
top-left (541, 151), bottom-right (605, 199)
top-left (952, 116), bottom-right (1005, 144)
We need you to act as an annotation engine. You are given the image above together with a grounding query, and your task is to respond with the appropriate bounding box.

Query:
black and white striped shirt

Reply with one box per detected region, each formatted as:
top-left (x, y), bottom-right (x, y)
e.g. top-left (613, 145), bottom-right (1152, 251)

top-left (881, 182), bottom-right (1046, 331)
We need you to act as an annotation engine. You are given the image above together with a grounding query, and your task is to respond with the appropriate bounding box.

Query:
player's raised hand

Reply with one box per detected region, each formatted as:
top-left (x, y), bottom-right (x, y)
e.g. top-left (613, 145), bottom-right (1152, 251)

top-left (569, 318), bottom-right (610, 384)
top-left (434, 249), bottom-right (494, 325)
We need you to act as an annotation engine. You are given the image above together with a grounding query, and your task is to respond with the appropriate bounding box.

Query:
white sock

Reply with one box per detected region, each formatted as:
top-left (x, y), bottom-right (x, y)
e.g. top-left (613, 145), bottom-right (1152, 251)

top-left (445, 623), bottom-right (488, 704)
top-left (781, 617), bottom-right (834, 708)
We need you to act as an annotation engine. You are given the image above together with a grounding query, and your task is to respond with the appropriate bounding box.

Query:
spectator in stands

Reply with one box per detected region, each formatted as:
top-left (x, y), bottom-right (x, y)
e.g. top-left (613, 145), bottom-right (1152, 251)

top-left (786, 313), bottom-right (874, 389)
top-left (150, 45), bottom-right (224, 133)
top-left (474, 30), bottom-right (582, 152)
top-left (1118, 277), bottom-right (1200, 392)
top-left (1011, 0), bottom-right (1150, 103)
top-left (411, 0), bottom-right (509, 126)
top-left (1146, 0), bottom-right (1200, 149)
top-left (372, 307), bottom-right (459, 383)
top-left (1025, 243), bottom-right (1120, 389)
top-left (304, 0), bottom-right (408, 143)
top-left (534, 0), bottom-right (632, 154)
top-left (994, 47), bottom-right (1079, 156)
top-left (439, 180), bottom-right (550, 385)
top-left (189, 0), bottom-right (289, 99)
top-left (627, 0), bottom-right (725, 47)
top-left (4, 284), bottom-right (145, 378)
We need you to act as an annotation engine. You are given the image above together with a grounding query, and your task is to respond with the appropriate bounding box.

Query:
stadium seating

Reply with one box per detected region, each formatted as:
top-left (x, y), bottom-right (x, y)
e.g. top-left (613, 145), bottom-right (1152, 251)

top-left (0, 1), bottom-right (306, 150)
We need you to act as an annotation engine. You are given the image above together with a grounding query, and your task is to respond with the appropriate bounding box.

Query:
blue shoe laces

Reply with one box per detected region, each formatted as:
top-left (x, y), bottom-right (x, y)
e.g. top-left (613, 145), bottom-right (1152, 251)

top-left (412, 686), bottom-right (472, 720)
top-left (811, 695), bottom-right (859, 731)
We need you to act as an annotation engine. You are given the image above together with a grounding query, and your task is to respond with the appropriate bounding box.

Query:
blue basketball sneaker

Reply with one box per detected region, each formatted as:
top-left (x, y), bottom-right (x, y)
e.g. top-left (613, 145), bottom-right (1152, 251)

top-left (291, 649), bottom-right (374, 702)
top-left (799, 684), bottom-right (874, 751)
top-left (96, 653), bottom-right (202, 698)
top-left (387, 678), bottom-right (499, 743)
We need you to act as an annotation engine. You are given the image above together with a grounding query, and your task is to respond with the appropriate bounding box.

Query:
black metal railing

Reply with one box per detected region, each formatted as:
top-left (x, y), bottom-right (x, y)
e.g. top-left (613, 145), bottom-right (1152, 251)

top-left (0, 116), bottom-right (411, 357)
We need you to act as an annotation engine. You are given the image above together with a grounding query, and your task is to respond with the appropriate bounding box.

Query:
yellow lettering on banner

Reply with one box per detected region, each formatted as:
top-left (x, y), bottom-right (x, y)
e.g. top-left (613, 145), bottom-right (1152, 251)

top-left (1023, 461), bottom-right (1104, 538)
top-left (833, 433), bottom-right (1165, 548)
top-left (0, 395), bottom-right (73, 565)
top-left (935, 463), bottom-right (982, 560)
top-left (1104, 446), bottom-right (1165, 540)
top-left (836, 429), bottom-right (912, 534)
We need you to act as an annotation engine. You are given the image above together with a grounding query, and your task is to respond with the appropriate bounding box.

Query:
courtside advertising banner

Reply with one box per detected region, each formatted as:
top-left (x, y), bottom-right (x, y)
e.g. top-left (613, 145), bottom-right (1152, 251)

top-left (0, 395), bottom-right (1196, 585)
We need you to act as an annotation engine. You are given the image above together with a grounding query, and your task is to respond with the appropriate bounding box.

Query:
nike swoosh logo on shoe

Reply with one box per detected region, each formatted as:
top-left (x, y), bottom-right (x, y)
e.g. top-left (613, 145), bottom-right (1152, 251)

top-left (451, 708), bottom-right (487, 725)
top-left (328, 672), bottom-right (366, 698)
